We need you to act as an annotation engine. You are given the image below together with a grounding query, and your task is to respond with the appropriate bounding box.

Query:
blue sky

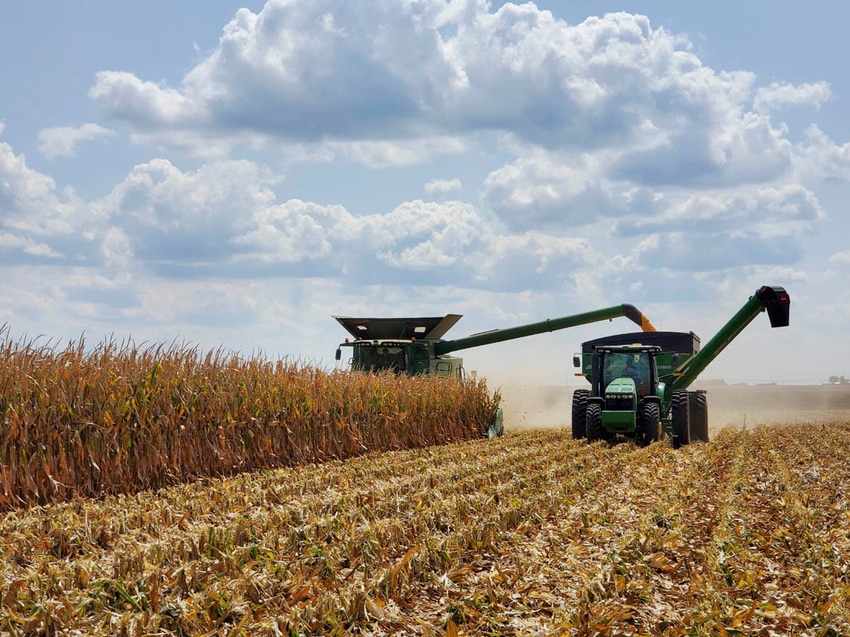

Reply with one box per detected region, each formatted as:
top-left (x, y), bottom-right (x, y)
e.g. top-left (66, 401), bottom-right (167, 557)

top-left (1, 0), bottom-right (849, 385)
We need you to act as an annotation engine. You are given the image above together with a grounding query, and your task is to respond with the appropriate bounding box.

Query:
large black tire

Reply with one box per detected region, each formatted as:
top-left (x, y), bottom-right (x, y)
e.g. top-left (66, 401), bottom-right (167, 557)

top-left (571, 389), bottom-right (589, 439)
top-left (671, 390), bottom-right (691, 448)
top-left (688, 392), bottom-right (709, 442)
top-left (586, 402), bottom-right (604, 442)
top-left (639, 401), bottom-right (661, 445)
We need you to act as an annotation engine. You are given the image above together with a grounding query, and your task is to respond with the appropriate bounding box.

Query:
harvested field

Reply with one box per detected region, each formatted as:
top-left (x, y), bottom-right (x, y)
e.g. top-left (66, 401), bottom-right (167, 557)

top-left (1, 423), bottom-right (848, 636)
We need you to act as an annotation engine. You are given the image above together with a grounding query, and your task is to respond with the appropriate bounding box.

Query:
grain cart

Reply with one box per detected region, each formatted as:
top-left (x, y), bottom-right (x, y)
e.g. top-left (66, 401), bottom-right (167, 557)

top-left (571, 285), bottom-right (790, 447)
top-left (334, 304), bottom-right (657, 438)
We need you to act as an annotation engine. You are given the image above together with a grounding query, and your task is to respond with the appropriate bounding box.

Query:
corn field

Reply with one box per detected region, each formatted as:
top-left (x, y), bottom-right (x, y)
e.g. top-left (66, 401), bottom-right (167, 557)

top-left (0, 423), bottom-right (848, 636)
top-left (0, 328), bottom-right (497, 509)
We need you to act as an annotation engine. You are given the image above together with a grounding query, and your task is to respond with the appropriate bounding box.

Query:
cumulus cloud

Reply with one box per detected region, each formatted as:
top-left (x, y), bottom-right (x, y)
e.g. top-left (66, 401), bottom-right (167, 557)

top-left (793, 125), bottom-right (850, 182)
top-left (0, 140), bottom-right (91, 258)
top-left (38, 124), bottom-right (114, 158)
top-left (616, 184), bottom-right (823, 236)
top-left (754, 81), bottom-right (831, 113)
top-left (233, 199), bottom-right (354, 265)
top-left (87, 2), bottom-right (802, 187)
top-left (482, 150), bottom-right (623, 230)
top-left (636, 230), bottom-right (803, 272)
top-left (0, 233), bottom-right (63, 259)
top-left (830, 250), bottom-right (850, 265)
top-left (77, 1), bottom-right (838, 272)
top-left (0, 137), bottom-right (602, 291)
top-left (424, 178), bottom-right (462, 199)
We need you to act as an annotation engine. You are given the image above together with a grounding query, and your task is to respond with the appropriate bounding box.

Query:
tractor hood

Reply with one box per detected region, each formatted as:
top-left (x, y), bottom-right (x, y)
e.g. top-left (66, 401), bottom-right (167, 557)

top-left (605, 377), bottom-right (637, 395)
top-left (333, 314), bottom-right (462, 341)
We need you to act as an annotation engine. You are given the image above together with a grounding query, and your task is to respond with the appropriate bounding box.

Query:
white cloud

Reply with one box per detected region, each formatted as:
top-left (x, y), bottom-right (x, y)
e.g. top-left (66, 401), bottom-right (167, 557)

top-left (482, 150), bottom-right (620, 230)
top-left (86, 2), bottom-right (798, 190)
top-left (754, 81), bottom-right (831, 113)
top-left (0, 140), bottom-right (91, 247)
top-left (0, 233), bottom-right (63, 258)
top-left (234, 199), bottom-right (353, 264)
top-left (0, 141), bottom-right (58, 217)
top-left (366, 200), bottom-right (485, 271)
top-left (424, 178), bottom-right (462, 198)
top-left (793, 125), bottom-right (850, 182)
top-left (329, 137), bottom-right (466, 168)
top-left (89, 71), bottom-right (206, 127)
top-left (830, 250), bottom-right (850, 265)
top-left (38, 124), bottom-right (114, 159)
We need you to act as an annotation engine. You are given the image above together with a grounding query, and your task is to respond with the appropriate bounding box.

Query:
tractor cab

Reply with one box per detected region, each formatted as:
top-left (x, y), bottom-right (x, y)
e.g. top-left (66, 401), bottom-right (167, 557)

top-left (591, 345), bottom-right (661, 435)
top-left (599, 348), bottom-right (656, 398)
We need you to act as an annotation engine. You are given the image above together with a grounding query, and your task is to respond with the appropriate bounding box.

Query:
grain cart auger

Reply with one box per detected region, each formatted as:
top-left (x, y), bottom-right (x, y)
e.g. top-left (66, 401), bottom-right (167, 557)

top-left (571, 285), bottom-right (790, 447)
top-left (333, 304), bottom-right (657, 438)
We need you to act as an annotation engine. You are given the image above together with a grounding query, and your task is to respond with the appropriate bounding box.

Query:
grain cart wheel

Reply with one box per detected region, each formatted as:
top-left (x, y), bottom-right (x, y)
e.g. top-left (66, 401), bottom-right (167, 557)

top-left (586, 403), bottom-right (604, 442)
top-left (571, 389), bottom-right (589, 439)
top-left (671, 390), bottom-right (691, 448)
top-left (688, 392), bottom-right (709, 442)
top-left (640, 401), bottom-right (661, 445)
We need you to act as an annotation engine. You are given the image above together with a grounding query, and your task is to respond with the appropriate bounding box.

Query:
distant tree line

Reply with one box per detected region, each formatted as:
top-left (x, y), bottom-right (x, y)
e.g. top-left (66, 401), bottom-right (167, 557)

top-left (828, 375), bottom-right (849, 385)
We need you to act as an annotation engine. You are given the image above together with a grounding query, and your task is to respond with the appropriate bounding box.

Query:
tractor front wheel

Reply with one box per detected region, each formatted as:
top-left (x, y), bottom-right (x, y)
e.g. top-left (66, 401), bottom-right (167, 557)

top-left (640, 401), bottom-right (661, 445)
top-left (586, 403), bottom-right (604, 442)
top-left (571, 389), bottom-right (589, 439)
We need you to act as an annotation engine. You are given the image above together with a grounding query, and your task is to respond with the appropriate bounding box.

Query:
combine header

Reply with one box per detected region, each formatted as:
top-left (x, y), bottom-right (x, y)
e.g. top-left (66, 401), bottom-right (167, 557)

top-left (571, 286), bottom-right (791, 447)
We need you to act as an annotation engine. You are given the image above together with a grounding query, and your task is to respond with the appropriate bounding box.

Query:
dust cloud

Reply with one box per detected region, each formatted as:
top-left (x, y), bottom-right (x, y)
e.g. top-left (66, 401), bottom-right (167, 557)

top-left (493, 383), bottom-right (850, 434)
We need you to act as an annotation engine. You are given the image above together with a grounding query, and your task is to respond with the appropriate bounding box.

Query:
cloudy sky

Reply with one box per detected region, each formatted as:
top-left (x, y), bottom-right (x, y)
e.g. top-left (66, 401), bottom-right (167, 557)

top-left (2, 0), bottom-right (849, 385)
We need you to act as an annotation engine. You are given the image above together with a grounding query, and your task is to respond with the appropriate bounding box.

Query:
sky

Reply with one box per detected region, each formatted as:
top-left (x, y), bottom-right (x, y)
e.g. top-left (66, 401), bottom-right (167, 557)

top-left (1, 0), bottom-right (849, 386)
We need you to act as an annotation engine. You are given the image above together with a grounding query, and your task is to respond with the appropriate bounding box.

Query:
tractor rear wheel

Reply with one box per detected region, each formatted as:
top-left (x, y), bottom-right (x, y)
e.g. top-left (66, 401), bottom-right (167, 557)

top-left (688, 392), bottom-right (709, 442)
top-left (640, 401), bottom-right (661, 445)
top-left (671, 390), bottom-right (691, 448)
top-left (586, 403), bottom-right (604, 442)
top-left (571, 389), bottom-right (589, 439)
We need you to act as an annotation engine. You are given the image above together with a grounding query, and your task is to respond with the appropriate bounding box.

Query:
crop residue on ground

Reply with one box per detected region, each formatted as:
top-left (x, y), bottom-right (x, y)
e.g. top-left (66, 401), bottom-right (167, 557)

top-left (1, 423), bottom-right (848, 635)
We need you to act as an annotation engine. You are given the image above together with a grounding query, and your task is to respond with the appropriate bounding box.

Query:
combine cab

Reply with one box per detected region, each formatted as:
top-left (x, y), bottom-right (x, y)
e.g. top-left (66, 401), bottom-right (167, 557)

top-left (334, 315), bottom-right (465, 376)
top-left (572, 286), bottom-right (791, 447)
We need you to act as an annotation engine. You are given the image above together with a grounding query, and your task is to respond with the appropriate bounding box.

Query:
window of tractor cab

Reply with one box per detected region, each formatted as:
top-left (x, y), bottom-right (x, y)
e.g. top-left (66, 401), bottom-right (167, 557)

top-left (603, 352), bottom-right (651, 389)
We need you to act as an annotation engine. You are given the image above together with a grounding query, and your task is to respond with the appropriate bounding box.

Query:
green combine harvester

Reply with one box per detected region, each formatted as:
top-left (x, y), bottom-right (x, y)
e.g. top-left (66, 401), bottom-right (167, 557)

top-left (571, 285), bottom-right (790, 447)
top-left (334, 304), bottom-right (657, 438)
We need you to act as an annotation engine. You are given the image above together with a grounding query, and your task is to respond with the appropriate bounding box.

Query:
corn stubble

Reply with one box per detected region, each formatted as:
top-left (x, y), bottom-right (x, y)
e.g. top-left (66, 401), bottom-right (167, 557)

top-left (1, 421), bottom-right (849, 636)
top-left (0, 328), bottom-right (496, 508)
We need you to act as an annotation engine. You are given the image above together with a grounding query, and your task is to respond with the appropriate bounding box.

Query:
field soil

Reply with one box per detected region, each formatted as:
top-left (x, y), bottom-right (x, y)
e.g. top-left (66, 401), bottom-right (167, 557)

top-left (497, 383), bottom-right (850, 432)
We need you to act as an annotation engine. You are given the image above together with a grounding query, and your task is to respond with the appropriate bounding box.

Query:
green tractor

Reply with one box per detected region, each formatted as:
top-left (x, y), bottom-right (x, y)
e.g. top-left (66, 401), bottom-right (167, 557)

top-left (571, 286), bottom-right (791, 447)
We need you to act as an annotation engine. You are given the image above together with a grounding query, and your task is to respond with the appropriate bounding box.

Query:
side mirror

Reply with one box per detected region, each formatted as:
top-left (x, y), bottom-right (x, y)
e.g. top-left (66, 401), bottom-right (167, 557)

top-left (573, 354), bottom-right (580, 368)
top-left (335, 348), bottom-right (342, 361)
